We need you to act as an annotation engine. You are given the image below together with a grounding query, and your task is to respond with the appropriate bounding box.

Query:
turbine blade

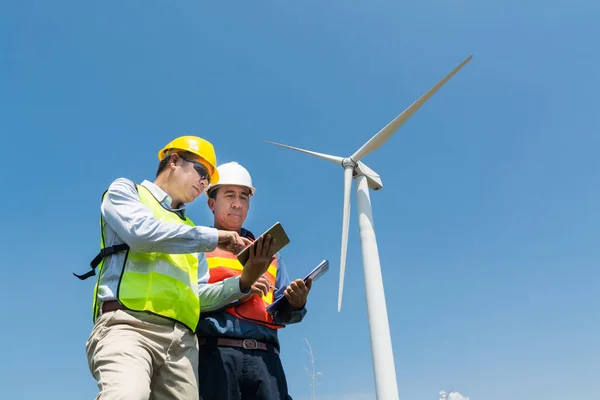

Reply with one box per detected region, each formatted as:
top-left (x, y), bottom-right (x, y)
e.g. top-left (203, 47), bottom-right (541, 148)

top-left (338, 167), bottom-right (353, 312)
top-left (264, 140), bottom-right (344, 165)
top-left (351, 55), bottom-right (473, 162)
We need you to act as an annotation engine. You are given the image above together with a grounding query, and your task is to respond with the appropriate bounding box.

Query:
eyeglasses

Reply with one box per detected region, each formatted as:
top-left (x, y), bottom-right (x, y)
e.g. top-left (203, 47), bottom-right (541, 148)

top-left (178, 154), bottom-right (211, 183)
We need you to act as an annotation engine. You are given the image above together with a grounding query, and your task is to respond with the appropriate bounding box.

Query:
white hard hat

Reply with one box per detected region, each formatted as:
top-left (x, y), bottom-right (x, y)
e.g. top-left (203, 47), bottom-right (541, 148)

top-left (206, 162), bottom-right (256, 196)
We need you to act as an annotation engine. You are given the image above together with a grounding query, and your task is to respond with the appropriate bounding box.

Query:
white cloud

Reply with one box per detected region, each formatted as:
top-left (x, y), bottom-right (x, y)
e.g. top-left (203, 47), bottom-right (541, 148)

top-left (448, 392), bottom-right (470, 400)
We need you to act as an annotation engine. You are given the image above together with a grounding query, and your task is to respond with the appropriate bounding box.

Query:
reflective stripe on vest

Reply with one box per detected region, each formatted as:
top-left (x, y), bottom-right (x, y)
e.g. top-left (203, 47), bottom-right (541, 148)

top-left (92, 183), bottom-right (200, 332)
top-left (205, 246), bottom-right (284, 329)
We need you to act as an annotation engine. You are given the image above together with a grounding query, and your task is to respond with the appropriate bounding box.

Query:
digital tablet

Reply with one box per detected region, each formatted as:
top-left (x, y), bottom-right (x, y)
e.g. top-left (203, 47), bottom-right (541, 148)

top-left (303, 259), bottom-right (329, 283)
top-left (266, 259), bottom-right (329, 313)
top-left (236, 222), bottom-right (290, 265)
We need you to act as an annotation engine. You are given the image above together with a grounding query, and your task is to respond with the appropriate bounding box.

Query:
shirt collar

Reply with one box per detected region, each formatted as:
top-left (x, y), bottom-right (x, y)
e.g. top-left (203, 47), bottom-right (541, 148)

top-left (140, 179), bottom-right (187, 217)
top-left (241, 227), bottom-right (255, 240)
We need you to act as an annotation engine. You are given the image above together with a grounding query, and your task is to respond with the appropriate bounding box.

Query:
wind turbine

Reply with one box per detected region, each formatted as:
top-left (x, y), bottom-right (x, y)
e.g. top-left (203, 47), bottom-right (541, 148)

top-left (266, 55), bottom-right (472, 400)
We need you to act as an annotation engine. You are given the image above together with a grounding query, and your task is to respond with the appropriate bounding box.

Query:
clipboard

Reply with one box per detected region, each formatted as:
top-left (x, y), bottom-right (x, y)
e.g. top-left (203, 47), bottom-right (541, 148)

top-left (236, 222), bottom-right (290, 265)
top-left (266, 259), bottom-right (329, 313)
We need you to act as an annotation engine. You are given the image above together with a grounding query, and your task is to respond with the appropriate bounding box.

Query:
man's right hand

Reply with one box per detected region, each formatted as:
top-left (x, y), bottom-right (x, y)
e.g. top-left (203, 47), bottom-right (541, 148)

top-left (239, 276), bottom-right (271, 302)
top-left (239, 235), bottom-right (276, 292)
top-left (217, 230), bottom-right (252, 254)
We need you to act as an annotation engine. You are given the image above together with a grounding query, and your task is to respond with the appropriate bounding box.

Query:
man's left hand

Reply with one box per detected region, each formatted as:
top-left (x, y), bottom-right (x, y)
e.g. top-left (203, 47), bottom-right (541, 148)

top-left (284, 278), bottom-right (312, 309)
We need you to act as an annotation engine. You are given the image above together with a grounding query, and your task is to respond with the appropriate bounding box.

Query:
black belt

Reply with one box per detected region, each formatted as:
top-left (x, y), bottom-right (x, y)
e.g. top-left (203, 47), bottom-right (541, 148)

top-left (198, 337), bottom-right (279, 355)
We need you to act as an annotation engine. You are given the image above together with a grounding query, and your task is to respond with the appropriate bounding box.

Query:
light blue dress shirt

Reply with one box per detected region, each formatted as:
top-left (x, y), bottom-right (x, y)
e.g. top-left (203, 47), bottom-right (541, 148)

top-left (97, 178), bottom-right (247, 313)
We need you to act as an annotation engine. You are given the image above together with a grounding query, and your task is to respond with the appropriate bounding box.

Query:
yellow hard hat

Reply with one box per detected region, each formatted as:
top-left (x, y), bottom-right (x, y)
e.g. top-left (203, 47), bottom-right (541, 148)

top-left (158, 136), bottom-right (220, 184)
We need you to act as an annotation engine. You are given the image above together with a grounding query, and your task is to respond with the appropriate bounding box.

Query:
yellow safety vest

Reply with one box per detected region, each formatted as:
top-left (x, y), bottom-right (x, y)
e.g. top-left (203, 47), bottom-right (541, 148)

top-left (88, 183), bottom-right (201, 332)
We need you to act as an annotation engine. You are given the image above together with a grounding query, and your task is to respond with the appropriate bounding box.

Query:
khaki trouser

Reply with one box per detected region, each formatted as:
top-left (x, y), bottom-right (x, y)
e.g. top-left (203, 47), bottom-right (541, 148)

top-left (85, 308), bottom-right (199, 400)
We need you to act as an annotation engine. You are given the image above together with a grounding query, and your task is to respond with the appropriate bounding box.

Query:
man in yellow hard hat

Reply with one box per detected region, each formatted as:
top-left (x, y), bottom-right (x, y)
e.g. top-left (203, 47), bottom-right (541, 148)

top-left (195, 161), bottom-right (312, 400)
top-left (77, 137), bottom-right (278, 400)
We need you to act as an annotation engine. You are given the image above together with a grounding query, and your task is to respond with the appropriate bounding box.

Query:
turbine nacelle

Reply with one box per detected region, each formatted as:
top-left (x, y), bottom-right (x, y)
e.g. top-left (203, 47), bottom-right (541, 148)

top-left (354, 161), bottom-right (383, 191)
top-left (341, 158), bottom-right (383, 191)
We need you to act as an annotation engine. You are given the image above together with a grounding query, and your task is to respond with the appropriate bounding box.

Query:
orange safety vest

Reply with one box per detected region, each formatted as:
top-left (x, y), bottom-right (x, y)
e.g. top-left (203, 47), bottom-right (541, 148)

top-left (205, 240), bottom-right (285, 329)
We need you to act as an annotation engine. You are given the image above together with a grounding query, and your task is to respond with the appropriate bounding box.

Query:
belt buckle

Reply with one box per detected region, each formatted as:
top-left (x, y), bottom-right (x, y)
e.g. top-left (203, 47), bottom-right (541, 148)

top-left (242, 339), bottom-right (258, 350)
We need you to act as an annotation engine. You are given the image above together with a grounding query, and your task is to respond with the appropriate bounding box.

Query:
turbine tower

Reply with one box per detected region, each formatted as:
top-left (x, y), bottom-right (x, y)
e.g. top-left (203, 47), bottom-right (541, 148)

top-left (266, 55), bottom-right (472, 400)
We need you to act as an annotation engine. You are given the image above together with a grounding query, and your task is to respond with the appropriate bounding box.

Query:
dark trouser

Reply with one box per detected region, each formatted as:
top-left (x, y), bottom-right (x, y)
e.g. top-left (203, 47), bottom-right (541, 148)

top-left (198, 341), bottom-right (292, 400)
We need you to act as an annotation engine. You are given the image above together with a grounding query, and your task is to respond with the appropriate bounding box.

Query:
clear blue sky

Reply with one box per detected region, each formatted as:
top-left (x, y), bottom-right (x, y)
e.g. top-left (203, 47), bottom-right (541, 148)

top-left (1, 1), bottom-right (599, 399)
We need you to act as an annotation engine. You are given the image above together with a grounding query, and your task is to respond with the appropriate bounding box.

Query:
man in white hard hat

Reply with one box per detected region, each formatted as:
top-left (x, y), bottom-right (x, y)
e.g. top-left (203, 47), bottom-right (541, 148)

top-left (196, 161), bottom-right (312, 400)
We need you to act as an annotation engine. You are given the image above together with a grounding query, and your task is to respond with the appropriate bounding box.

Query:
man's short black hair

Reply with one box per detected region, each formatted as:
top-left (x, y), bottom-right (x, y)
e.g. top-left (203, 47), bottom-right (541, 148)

top-left (156, 155), bottom-right (171, 177)
top-left (207, 187), bottom-right (219, 199)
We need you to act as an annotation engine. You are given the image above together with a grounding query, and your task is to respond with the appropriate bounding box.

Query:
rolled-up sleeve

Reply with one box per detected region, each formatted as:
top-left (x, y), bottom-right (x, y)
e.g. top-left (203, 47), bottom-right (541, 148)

top-left (100, 178), bottom-right (219, 254)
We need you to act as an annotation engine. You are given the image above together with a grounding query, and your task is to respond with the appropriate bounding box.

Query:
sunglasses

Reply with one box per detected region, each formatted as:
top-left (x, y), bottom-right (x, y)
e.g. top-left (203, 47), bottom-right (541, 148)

top-left (178, 154), bottom-right (211, 183)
